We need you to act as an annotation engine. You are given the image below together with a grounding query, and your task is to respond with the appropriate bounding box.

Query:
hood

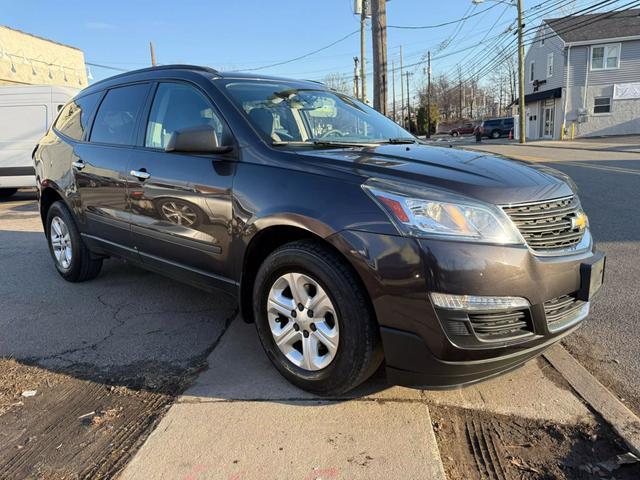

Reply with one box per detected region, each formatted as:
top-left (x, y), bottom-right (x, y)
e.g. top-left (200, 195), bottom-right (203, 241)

top-left (296, 144), bottom-right (574, 205)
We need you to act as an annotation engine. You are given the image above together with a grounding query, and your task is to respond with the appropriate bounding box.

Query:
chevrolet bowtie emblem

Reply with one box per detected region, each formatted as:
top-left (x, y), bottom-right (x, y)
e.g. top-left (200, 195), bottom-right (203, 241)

top-left (571, 212), bottom-right (588, 230)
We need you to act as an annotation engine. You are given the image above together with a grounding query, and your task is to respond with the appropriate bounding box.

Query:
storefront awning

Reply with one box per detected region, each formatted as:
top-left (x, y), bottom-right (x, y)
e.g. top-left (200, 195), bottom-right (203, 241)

top-left (523, 87), bottom-right (562, 105)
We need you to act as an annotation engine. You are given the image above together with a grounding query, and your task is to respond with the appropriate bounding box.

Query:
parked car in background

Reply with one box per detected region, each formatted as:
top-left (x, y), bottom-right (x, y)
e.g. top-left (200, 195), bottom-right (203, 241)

top-left (449, 122), bottom-right (476, 136)
top-left (0, 85), bottom-right (78, 198)
top-left (34, 65), bottom-right (604, 395)
top-left (480, 117), bottom-right (514, 139)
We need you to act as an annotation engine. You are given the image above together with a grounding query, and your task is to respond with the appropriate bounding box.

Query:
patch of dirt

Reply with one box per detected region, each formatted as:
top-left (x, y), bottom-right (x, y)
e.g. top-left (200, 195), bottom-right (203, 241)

top-left (0, 358), bottom-right (196, 479)
top-left (432, 405), bottom-right (640, 480)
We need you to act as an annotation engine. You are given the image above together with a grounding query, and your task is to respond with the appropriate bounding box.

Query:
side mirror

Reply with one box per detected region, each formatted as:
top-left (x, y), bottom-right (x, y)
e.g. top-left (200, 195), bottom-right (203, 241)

top-left (165, 126), bottom-right (232, 154)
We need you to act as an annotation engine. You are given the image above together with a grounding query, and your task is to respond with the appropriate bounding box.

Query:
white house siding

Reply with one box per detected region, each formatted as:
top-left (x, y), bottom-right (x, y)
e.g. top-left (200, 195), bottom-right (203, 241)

top-left (524, 29), bottom-right (567, 95)
top-left (522, 27), bottom-right (567, 139)
top-left (564, 41), bottom-right (640, 137)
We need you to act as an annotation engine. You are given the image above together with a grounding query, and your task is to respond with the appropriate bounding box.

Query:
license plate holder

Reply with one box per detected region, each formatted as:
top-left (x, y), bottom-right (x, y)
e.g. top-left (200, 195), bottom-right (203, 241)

top-left (577, 252), bottom-right (606, 301)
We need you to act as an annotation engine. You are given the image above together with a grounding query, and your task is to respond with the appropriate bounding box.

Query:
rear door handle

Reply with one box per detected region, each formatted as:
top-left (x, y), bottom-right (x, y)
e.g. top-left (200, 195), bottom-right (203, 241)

top-left (130, 169), bottom-right (151, 180)
top-left (72, 160), bottom-right (85, 170)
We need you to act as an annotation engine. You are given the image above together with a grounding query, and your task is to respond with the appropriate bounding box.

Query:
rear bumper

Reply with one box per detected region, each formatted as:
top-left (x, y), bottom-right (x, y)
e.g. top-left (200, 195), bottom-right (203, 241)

top-left (0, 167), bottom-right (36, 188)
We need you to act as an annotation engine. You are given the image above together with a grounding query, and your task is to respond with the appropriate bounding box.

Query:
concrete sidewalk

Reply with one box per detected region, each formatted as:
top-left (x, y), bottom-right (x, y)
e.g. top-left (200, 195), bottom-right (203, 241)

top-left (121, 320), bottom-right (594, 480)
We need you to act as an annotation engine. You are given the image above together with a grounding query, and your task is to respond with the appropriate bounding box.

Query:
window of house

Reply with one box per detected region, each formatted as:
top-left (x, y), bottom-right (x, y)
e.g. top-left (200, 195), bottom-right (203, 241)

top-left (90, 84), bottom-right (149, 145)
top-left (54, 92), bottom-right (101, 141)
top-left (593, 97), bottom-right (611, 114)
top-left (529, 61), bottom-right (535, 82)
top-left (591, 44), bottom-right (620, 70)
top-left (145, 83), bottom-right (226, 149)
top-left (547, 53), bottom-right (554, 77)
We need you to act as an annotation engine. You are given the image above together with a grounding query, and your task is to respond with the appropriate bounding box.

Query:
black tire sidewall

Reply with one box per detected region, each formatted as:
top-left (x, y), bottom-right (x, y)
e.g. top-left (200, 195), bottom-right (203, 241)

top-left (46, 201), bottom-right (84, 279)
top-left (253, 244), bottom-right (373, 393)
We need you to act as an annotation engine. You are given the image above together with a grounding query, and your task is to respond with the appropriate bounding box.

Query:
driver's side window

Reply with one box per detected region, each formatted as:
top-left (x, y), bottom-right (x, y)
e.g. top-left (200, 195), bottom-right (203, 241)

top-left (146, 82), bottom-right (225, 149)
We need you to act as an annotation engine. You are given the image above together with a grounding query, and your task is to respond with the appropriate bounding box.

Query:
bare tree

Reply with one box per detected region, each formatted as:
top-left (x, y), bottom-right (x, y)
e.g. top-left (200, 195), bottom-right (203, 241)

top-left (322, 73), bottom-right (353, 96)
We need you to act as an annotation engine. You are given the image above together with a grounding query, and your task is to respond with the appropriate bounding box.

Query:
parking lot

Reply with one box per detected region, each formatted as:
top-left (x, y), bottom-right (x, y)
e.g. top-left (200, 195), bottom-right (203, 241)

top-left (1, 140), bottom-right (640, 479)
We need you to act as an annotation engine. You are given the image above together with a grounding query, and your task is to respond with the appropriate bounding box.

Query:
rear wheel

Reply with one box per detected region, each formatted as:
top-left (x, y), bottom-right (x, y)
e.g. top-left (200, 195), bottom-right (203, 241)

top-left (451, 131), bottom-right (459, 137)
top-left (0, 188), bottom-right (18, 198)
top-left (45, 201), bottom-right (103, 282)
top-left (491, 129), bottom-right (501, 139)
top-left (253, 240), bottom-right (382, 395)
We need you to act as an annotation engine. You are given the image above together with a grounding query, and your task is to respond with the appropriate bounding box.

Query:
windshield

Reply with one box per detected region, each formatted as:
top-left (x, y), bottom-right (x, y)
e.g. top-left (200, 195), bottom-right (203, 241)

top-left (223, 81), bottom-right (414, 146)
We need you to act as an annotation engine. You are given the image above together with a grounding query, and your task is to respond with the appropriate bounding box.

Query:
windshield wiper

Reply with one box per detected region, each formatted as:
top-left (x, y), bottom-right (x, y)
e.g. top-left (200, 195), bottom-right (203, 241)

top-left (272, 140), bottom-right (377, 148)
top-left (378, 137), bottom-right (417, 144)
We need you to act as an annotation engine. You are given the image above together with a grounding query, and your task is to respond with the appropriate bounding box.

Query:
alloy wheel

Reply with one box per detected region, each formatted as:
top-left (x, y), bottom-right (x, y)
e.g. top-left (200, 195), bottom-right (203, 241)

top-left (50, 216), bottom-right (72, 269)
top-left (267, 272), bottom-right (339, 371)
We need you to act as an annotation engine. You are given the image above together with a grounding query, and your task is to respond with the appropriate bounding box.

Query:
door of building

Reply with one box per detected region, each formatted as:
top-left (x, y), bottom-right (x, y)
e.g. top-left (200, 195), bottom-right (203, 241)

top-left (542, 100), bottom-right (555, 138)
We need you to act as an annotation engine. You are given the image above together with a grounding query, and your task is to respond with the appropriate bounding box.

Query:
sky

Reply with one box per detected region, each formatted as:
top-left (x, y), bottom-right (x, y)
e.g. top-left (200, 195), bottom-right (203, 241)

top-left (2, 0), bottom-right (591, 101)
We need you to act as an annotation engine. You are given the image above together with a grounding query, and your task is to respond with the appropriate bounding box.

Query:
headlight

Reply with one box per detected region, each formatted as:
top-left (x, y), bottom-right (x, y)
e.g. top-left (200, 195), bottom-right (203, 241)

top-left (363, 179), bottom-right (522, 244)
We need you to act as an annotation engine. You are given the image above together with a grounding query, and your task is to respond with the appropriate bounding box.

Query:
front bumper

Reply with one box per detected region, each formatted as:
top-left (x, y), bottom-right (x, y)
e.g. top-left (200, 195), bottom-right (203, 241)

top-left (327, 229), bottom-right (602, 389)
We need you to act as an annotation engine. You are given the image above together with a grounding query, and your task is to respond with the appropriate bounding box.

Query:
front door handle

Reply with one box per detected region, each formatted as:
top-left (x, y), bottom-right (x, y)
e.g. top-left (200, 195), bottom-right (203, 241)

top-left (72, 160), bottom-right (85, 170)
top-left (130, 169), bottom-right (151, 180)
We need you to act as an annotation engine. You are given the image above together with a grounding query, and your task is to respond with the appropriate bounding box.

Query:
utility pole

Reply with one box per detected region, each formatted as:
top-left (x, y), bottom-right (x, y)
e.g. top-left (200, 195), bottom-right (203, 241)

top-left (360, 0), bottom-right (368, 103)
top-left (371, 0), bottom-right (387, 115)
top-left (149, 42), bottom-right (156, 66)
top-left (517, 0), bottom-right (526, 143)
top-left (426, 51), bottom-right (432, 138)
top-left (405, 72), bottom-right (413, 133)
top-left (399, 46), bottom-right (405, 127)
top-left (391, 59), bottom-right (396, 122)
top-left (458, 67), bottom-right (463, 120)
top-left (353, 57), bottom-right (360, 99)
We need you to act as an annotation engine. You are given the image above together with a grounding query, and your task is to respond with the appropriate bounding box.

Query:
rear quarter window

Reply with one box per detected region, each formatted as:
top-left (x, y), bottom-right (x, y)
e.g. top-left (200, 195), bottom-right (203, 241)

top-left (55, 93), bottom-right (101, 141)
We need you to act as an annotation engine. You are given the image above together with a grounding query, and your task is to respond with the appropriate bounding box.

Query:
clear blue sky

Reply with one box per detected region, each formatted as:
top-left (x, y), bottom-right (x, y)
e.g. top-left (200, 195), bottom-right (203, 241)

top-left (3, 0), bottom-right (588, 98)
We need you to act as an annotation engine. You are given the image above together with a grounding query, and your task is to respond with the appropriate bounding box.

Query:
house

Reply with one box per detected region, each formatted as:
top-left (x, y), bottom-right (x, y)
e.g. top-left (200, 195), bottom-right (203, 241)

top-left (0, 26), bottom-right (87, 87)
top-left (523, 9), bottom-right (640, 140)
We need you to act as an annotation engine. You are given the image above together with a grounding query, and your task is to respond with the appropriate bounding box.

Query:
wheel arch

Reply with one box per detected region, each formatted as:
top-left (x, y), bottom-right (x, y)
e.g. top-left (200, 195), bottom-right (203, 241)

top-left (39, 185), bottom-right (66, 229)
top-left (239, 224), bottom-right (377, 329)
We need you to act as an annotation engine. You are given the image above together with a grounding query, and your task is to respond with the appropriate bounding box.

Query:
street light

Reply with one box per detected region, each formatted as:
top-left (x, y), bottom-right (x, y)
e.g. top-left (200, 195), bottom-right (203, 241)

top-left (471, 0), bottom-right (525, 143)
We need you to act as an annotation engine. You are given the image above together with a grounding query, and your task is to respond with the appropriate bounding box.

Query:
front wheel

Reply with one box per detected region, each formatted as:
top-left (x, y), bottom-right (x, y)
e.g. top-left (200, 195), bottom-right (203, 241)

top-left (253, 241), bottom-right (382, 395)
top-left (451, 131), bottom-right (459, 137)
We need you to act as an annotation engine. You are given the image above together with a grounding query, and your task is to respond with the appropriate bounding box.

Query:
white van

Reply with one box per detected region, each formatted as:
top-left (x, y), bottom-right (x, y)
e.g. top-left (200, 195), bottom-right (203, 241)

top-left (0, 85), bottom-right (79, 198)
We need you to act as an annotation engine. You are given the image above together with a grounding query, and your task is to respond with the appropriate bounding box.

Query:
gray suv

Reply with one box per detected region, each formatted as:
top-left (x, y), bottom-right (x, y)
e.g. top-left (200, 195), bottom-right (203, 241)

top-left (33, 65), bottom-right (605, 395)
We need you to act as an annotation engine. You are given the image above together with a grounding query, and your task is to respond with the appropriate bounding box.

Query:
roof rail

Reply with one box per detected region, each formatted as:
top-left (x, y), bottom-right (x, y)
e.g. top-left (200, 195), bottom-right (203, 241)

top-left (87, 64), bottom-right (221, 89)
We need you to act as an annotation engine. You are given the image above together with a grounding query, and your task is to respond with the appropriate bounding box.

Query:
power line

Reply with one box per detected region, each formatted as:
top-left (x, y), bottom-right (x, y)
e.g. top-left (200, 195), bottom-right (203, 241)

top-left (229, 30), bottom-right (359, 72)
top-left (387, 2), bottom-right (501, 29)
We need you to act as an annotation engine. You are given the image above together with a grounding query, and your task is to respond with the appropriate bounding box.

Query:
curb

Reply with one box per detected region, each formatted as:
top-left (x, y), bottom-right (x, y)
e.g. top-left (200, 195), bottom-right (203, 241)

top-left (544, 345), bottom-right (640, 457)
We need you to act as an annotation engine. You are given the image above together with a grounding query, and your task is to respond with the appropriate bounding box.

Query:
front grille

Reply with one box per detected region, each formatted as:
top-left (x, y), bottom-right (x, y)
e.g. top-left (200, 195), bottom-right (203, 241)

top-left (468, 310), bottom-right (533, 341)
top-left (544, 294), bottom-right (587, 330)
top-left (502, 196), bottom-right (585, 253)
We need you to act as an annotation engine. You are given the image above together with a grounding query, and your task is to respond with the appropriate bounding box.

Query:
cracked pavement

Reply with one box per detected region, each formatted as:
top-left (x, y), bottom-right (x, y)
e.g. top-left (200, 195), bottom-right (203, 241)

top-left (0, 191), bottom-right (237, 385)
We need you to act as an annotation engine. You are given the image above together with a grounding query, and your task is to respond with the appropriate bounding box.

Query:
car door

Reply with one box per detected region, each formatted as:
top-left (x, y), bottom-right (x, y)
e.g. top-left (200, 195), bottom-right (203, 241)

top-left (73, 83), bottom-right (151, 251)
top-left (127, 81), bottom-right (237, 290)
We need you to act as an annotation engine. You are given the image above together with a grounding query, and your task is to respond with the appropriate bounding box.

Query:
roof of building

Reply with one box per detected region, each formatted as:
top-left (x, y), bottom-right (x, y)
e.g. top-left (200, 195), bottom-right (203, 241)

top-left (0, 25), bottom-right (82, 51)
top-left (545, 8), bottom-right (640, 43)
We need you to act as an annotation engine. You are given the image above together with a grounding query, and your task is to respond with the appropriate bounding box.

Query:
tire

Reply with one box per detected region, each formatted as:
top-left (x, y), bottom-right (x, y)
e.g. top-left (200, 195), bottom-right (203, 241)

top-left (253, 240), bottom-right (382, 395)
top-left (45, 201), bottom-right (103, 282)
top-left (491, 129), bottom-right (501, 139)
top-left (0, 188), bottom-right (18, 198)
top-left (451, 131), bottom-right (459, 137)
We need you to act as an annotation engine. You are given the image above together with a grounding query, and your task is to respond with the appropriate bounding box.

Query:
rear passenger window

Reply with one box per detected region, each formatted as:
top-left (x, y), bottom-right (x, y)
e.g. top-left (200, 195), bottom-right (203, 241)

top-left (54, 93), bottom-right (101, 141)
top-left (90, 84), bottom-right (149, 145)
top-left (145, 82), bottom-right (226, 149)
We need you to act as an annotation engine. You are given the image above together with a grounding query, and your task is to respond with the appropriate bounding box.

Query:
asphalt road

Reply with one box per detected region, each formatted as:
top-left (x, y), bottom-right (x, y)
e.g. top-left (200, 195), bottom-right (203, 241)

top-left (545, 158), bottom-right (640, 412)
top-left (2, 147), bottom-right (638, 411)
top-left (0, 191), bottom-right (237, 388)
